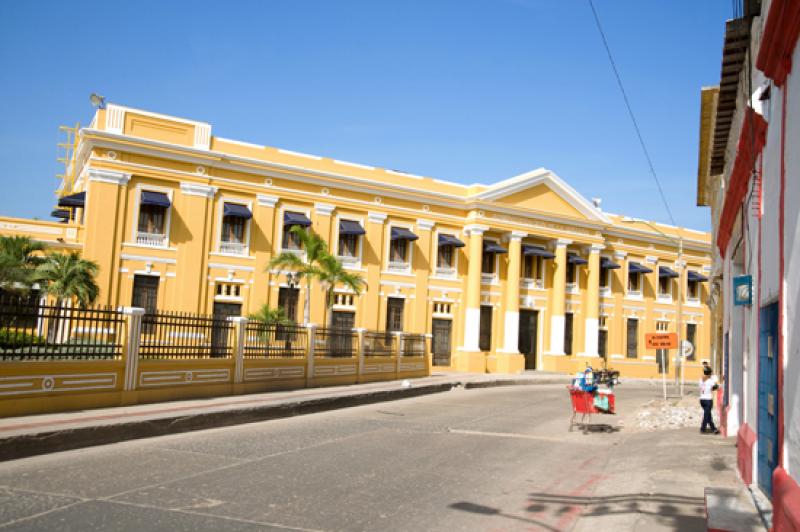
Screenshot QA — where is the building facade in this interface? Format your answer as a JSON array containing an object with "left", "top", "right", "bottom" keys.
[
  {"left": 1, "top": 103, "right": 712, "bottom": 379},
  {"left": 696, "top": 0, "right": 800, "bottom": 525}
]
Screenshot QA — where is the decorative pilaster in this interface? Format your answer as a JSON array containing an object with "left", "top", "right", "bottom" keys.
[
  {"left": 363, "top": 212, "right": 387, "bottom": 330},
  {"left": 583, "top": 243, "right": 604, "bottom": 357},
  {"left": 461, "top": 224, "right": 487, "bottom": 352},
  {"left": 549, "top": 238, "right": 572, "bottom": 355},
  {"left": 501, "top": 231, "right": 525, "bottom": 353}
]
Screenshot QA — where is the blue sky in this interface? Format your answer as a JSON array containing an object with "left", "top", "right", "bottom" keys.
[{"left": 0, "top": 0, "right": 731, "bottom": 231}]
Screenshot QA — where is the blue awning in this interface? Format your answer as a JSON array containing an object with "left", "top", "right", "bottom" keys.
[
  {"left": 339, "top": 219, "right": 366, "bottom": 236},
  {"left": 483, "top": 241, "right": 507, "bottom": 254},
  {"left": 58, "top": 191, "right": 85, "bottom": 208},
  {"left": 438, "top": 234, "right": 465, "bottom": 248},
  {"left": 141, "top": 191, "right": 171, "bottom": 208},
  {"left": 223, "top": 203, "right": 252, "bottom": 219},
  {"left": 659, "top": 266, "right": 679, "bottom": 278},
  {"left": 284, "top": 211, "right": 312, "bottom": 227},
  {"left": 628, "top": 262, "right": 653, "bottom": 274},
  {"left": 391, "top": 227, "right": 419, "bottom": 241},
  {"left": 51, "top": 209, "right": 70, "bottom": 219},
  {"left": 688, "top": 271, "right": 709, "bottom": 282},
  {"left": 568, "top": 254, "right": 588, "bottom": 265},
  {"left": 600, "top": 258, "right": 621, "bottom": 270},
  {"left": 522, "top": 245, "right": 555, "bottom": 259}
]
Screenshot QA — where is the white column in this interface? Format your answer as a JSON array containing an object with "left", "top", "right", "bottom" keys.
[
  {"left": 501, "top": 231, "right": 525, "bottom": 353},
  {"left": 549, "top": 238, "right": 571, "bottom": 355},
  {"left": 461, "top": 224, "right": 486, "bottom": 352},
  {"left": 583, "top": 243, "right": 604, "bottom": 357}
]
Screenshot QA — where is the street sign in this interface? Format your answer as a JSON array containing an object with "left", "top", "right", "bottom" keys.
[
  {"left": 733, "top": 275, "right": 752, "bottom": 306},
  {"left": 645, "top": 332, "right": 678, "bottom": 349},
  {"left": 681, "top": 340, "right": 694, "bottom": 357}
]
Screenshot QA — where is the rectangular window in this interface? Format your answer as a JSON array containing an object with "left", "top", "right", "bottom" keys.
[
  {"left": 523, "top": 255, "right": 543, "bottom": 280},
  {"left": 598, "top": 329, "right": 607, "bottom": 358},
  {"left": 132, "top": 275, "right": 159, "bottom": 334},
  {"left": 221, "top": 216, "right": 245, "bottom": 243},
  {"left": 656, "top": 321, "right": 669, "bottom": 332},
  {"left": 338, "top": 233, "right": 358, "bottom": 258},
  {"left": 137, "top": 204, "right": 166, "bottom": 235},
  {"left": 564, "top": 312, "right": 574, "bottom": 355},
  {"left": 628, "top": 272, "right": 641, "bottom": 292},
  {"left": 566, "top": 261, "right": 576, "bottom": 284},
  {"left": 437, "top": 244, "right": 454, "bottom": 269},
  {"left": 479, "top": 305, "right": 492, "bottom": 351},
  {"left": 389, "top": 238, "right": 408, "bottom": 264},
  {"left": 282, "top": 213, "right": 305, "bottom": 250},
  {"left": 658, "top": 276, "right": 671, "bottom": 296},
  {"left": 386, "top": 298, "right": 404, "bottom": 332},
  {"left": 600, "top": 268, "right": 610, "bottom": 289},
  {"left": 482, "top": 252, "right": 495, "bottom": 275},
  {"left": 686, "top": 323, "right": 697, "bottom": 361},
  {"left": 688, "top": 279, "right": 699, "bottom": 300},
  {"left": 626, "top": 318, "right": 639, "bottom": 358}
]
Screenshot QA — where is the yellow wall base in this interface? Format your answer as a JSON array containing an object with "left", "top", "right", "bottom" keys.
[
  {"left": 488, "top": 353, "right": 526, "bottom": 374},
  {"left": 453, "top": 351, "right": 487, "bottom": 373}
]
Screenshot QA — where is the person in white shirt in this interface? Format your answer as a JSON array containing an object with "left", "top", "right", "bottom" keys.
[{"left": 699, "top": 367, "right": 720, "bottom": 434}]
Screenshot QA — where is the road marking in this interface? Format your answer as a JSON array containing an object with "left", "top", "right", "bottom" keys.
[{"left": 446, "top": 428, "right": 605, "bottom": 444}]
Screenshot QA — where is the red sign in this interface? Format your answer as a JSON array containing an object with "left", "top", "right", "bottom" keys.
[{"left": 645, "top": 333, "right": 678, "bottom": 349}]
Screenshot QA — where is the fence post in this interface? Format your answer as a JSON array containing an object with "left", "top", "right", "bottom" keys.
[
  {"left": 395, "top": 332, "right": 404, "bottom": 378},
  {"left": 356, "top": 328, "right": 366, "bottom": 382},
  {"left": 230, "top": 316, "right": 248, "bottom": 385},
  {"left": 306, "top": 324, "right": 317, "bottom": 388},
  {"left": 122, "top": 307, "right": 145, "bottom": 392}
]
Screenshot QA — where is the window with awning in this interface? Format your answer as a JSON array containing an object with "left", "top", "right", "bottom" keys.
[
  {"left": 438, "top": 234, "right": 465, "bottom": 248},
  {"left": 51, "top": 209, "right": 70, "bottom": 220},
  {"left": 522, "top": 245, "right": 555, "bottom": 259},
  {"left": 338, "top": 220, "right": 365, "bottom": 258},
  {"left": 283, "top": 211, "right": 311, "bottom": 250},
  {"left": 628, "top": 262, "right": 653, "bottom": 274},
  {"left": 688, "top": 271, "right": 708, "bottom": 282},
  {"left": 284, "top": 211, "right": 312, "bottom": 227},
  {"left": 437, "top": 234, "right": 463, "bottom": 270},
  {"left": 137, "top": 191, "right": 170, "bottom": 237},
  {"left": 687, "top": 271, "right": 708, "bottom": 300},
  {"left": 221, "top": 203, "right": 250, "bottom": 245},
  {"left": 58, "top": 191, "right": 85, "bottom": 208},
  {"left": 600, "top": 258, "right": 620, "bottom": 270},
  {"left": 390, "top": 227, "right": 418, "bottom": 241},
  {"left": 627, "top": 262, "right": 651, "bottom": 293},
  {"left": 141, "top": 191, "right": 171, "bottom": 208},
  {"left": 658, "top": 266, "right": 679, "bottom": 278},
  {"left": 223, "top": 202, "right": 252, "bottom": 219},
  {"left": 389, "top": 226, "right": 417, "bottom": 265},
  {"left": 482, "top": 241, "right": 506, "bottom": 275}
]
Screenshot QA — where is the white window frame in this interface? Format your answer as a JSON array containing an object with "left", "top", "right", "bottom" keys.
[
  {"left": 626, "top": 260, "right": 643, "bottom": 299},
  {"left": 481, "top": 237, "right": 501, "bottom": 285},
  {"left": 434, "top": 229, "right": 460, "bottom": 279},
  {"left": 657, "top": 268, "right": 673, "bottom": 302},
  {"left": 686, "top": 277, "right": 701, "bottom": 305},
  {"left": 385, "top": 221, "right": 414, "bottom": 274},
  {"left": 335, "top": 214, "right": 365, "bottom": 270},
  {"left": 131, "top": 184, "right": 173, "bottom": 249},
  {"left": 279, "top": 205, "right": 312, "bottom": 259},
  {"left": 215, "top": 195, "right": 253, "bottom": 257}
]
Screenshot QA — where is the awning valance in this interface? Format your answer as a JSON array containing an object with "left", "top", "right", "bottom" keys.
[
  {"left": 483, "top": 241, "right": 507, "bottom": 254},
  {"left": 522, "top": 245, "right": 555, "bottom": 259},
  {"left": 51, "top": 209, "right": 70, "bottom": 219},
  {"left": 58, "top": 191, "right": 85, "bottom": 208},
  {"left": 223, "top": 203, "right": 252, "bottom": 219},
  {"left": 568, "top": 254, "right": 588, "bottom": 265},
  {"left": 141, "top": 191, "right": 171, "bottom": 208},
  {"left": 628, "top": 262, "right": 653, "bottom": 274},
  {"left": 284, "top": 211, "right": 312, "bottom": 227},
  {"left": 438, "top": 234, "right": 465, "bottom": 248},
  {"left": 339, "top": 220, "right": 366, "bottom": 236},
  {"left": 390, "top": 227, "right": 419, "bottom": 241},
  {"left": 600, "top": 258, "right": 621, "bottom": 270},
  {"left": 659, "top": 266, "right": 679, "bottom": 279},
  {"left": 688, "top": 271, "right": 709, "bottom": 282}
]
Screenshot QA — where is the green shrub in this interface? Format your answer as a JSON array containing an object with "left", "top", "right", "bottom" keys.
[{"left": 0, "top": 329, "right": 44, "bottom": 349}]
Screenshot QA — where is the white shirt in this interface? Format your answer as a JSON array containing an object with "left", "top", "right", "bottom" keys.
[{"left": 699, "top": 376, "right": 717, "bottom": 400}]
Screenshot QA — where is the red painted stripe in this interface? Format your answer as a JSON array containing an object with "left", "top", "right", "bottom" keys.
[{"left": 756, "top": 0, "right": 800, "bottom": 86}]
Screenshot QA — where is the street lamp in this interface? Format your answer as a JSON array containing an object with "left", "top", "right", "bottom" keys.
[{"left": 621, "top": 217, "right": 686, "bottom": 397}]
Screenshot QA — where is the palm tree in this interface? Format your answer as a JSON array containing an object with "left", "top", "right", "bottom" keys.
[
  {"left": 317, "top": 254, "right": 366, "bottom": 328},
  {"left": 248, "top": 304, "right": 291, "bottom": 326},
  {"left": 34, "top": 253, "right": 100, "bottom": 342},
  {"left": 268, "top": 226, "right": 329, "bottom": 325},
  {"left": 0, "top": 236, "right": 45, "bottom": 294}
]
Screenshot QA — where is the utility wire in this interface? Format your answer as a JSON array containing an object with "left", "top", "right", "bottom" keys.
[{"left": 587, "top": 0, "right": 677, "bottom": 227}]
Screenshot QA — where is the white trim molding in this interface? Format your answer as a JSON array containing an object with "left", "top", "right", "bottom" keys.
[
  {"left": 368, "top": 211, "right": 387, "bottom": 224},
  {"left": 257, "top": 194, "right": 278, "bottom": 208},
  {"left": 88, "top": 168, "right": 131, "bottom": 186},
  {"left": 180, "top": 182, "right": 217, "bottom": 199},
  {"left": 315, "top": 202, "right": 335, "bottom": 216}
]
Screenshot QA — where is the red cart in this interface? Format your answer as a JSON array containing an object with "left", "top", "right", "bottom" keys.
[{"left": 568, "top": 386, "right": 616, "bottom": 432}]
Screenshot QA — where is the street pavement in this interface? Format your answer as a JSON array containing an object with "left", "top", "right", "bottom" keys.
[{"left": 0, "top": 382, "right": 760, "bottom": 531}]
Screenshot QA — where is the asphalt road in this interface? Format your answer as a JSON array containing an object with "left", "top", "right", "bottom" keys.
[{"left": 0, "top": 382, "right": 747, "bottom": 531}]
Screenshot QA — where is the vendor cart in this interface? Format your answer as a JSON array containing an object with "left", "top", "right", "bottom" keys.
[{"left": 568, "top": 386, "right": 616, "bottom": 432}]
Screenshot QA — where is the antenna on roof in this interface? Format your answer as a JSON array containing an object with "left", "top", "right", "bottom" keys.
[
  {"left": 591, "top": 197, "right": 602, "bottom": 210},
  {"left": 89, "top": 93, "right": 106, "bottom": 109}
]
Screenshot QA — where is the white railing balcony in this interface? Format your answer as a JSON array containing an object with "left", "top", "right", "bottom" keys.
[
  {"left": 657, "top": 293, "right": 673, "bottom": 303},
  {"left": 219, "top": 241, "right": 247, "bottom": 255},
  {"left": 388, "top": 261, "right": 410, "bottom": 273},
  {"left": 136, "top": 232, "right": 167, "bottom": 247},
  {"left": 435, "top": 266, "right": 456, "bottom": 278}
]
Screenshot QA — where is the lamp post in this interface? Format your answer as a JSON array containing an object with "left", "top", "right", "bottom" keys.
[{"left": 621, "top": 217, "right": 686, "bottom": 397}]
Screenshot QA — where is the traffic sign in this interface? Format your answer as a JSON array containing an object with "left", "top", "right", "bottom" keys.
[
  {"left": 681, "top": 340, "right": 694, "bottom": 357},
  {"left": 645, "top": 332, "right": 678, "bottom": 349}
]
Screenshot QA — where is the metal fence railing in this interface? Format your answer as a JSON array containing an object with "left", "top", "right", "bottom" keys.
[
  {"left": 139, "top": 310, "right": 234, "bottom": 359},
  {"left": 0, "top": 295, "right": 124, "bottom": 360},
  {"left": 314, "top": 327, "right": 358, "bottom": 358},
  {"left": 363, "top": 331, "right": 396, "bottom": 357},
  {"left": 244, "top": 322, "right": 307, "bottom": 359},
  {"left": 402, "top": 334, "right": 426, "bottom": 357}
]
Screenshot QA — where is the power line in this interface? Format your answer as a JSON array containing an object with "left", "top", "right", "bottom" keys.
[{"left": 587, "top": 0, "right": 677, "bottom": 227}]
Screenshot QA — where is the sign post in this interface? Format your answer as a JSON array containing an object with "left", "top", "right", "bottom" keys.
[{"left": 646, "top": 333, "right": 678, "bottom": 402}]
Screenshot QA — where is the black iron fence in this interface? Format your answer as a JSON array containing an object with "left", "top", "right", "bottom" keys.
[
  {"left": 244, "top": 322, "right": 307, "bottom": 359},
  {"left": 402, "top": 334, "right": 426, "bottom": 357},
  {"left": 363, "top": 331, "right": 396, "bottom": 357},
  {"left": 139, "top": 310, "right": 234, "bottom": 359},
  {"left": 0, "top": 295, "right": 124, "bottom": 360},
  {"left": 314, "top": 327, "right": 358, "bottom": 358}
]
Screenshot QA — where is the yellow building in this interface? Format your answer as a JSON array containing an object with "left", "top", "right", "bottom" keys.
[{"left": 1, "top": 103, "right": 712, "bottom": 379}]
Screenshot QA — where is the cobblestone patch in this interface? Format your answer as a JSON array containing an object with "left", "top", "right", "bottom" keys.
[{"left": 631, "top": 396, "right": 720, "bottom": 432}]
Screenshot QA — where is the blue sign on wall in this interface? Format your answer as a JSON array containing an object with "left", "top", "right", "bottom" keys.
[{"left": 733, "top": 275, "right": 753, "bottom": 306}]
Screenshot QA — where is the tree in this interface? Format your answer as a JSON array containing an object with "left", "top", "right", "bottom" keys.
[
  {"left": 34, "top": 253, "right": 100, "bottom": 342},
  {"left": 317, "top": 254, "right": 366, "bottom": 328},
  {"left": 0, "top": 236, "right": 45, "bottom": 294},
  {"left": 248, "top": 304, "right": 291, "bottom": 326},
  {"left": 268, "top": 226, "right": 328, "bottom": 325}
]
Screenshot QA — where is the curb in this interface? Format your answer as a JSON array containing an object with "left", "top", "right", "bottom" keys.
[{"left": 0, "top": 377, "right": 569, "bottom": 462}]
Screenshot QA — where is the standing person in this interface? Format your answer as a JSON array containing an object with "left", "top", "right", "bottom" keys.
[{"left": 699, "top": 367, "right": 720, "bottom": 434}]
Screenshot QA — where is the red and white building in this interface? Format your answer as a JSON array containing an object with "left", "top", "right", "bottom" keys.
[{"left": 697, "top": 0, "right": 800, "bottom": 527}]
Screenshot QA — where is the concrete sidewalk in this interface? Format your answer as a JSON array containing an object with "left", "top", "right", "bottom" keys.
[{"left": 0, "top": 371, "right": 570, "bottom": 461}]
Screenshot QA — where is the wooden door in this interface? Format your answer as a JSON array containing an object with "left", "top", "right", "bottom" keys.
[
  {"left": 518, "top": 310, "right": 538, "bottom": 370},
  {"left": 432, "top": 318, "right": 452, "bottom": 366}
]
